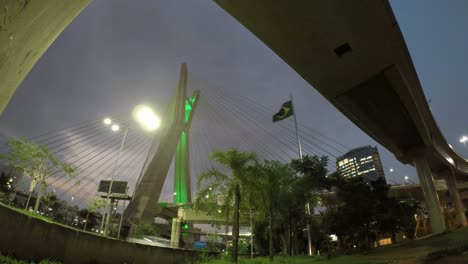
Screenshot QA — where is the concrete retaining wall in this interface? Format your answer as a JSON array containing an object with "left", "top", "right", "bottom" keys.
[{"left": 0, "top": 204, "right": 198, "bottom": 264}]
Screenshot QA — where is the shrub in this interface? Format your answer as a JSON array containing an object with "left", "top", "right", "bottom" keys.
[{"left": 0, "top": 255, "right": 62, "bottom": 264}]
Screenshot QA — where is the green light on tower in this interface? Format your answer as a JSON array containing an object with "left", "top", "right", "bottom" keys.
[{"left": 174, "top": 95, "right": 198, "bottom": 204}]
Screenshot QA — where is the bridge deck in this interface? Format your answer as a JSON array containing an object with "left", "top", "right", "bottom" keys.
[{"left": 214, "top": 0, "right": 468, "bottom": 180}]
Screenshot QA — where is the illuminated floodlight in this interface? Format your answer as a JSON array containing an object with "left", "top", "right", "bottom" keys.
[
  {"left": 111, "top": 124, "right": 120, "bottom": 131},
  {"left": 103, "top": 118, "right": 112, "bottom": 125},
  {"left": 389, "top": 168, "right": 394, "bottom": 172},
  {"left": 133, "top": 105, "right": 160, "bottom": 131},
  {"left": 460, "top": 136, "right": 468, "bottom": 144},
  {"left": 404, "top": 176, "right": 409, "bottom": 184}
]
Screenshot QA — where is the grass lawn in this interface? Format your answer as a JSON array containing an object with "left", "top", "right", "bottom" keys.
[
  {"left": 203, "top": 227, "right": 468, "bottom": 264},
  {"left": 359, "top": 227, "right": 468, "bottom": 263},
  {"left": 202, "top": 255, "right": 387, "bottom": 264},
  {"left": 0, "top": 255, "right": 60, "bottom": 264},
  {"left": 8, "top": 206, "right": 56, "bottom": 223}
]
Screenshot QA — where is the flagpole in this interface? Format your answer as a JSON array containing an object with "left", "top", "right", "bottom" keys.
[
  {"left": 290, "top": 94, "right": 303, "bottom": 159},
  {"left": 290, "top": 93, "right": 313, "bottom": 256}
]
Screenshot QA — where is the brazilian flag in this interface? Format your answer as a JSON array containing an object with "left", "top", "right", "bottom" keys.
[{"left": 273, "top": 101, "right": 294, "bottom": 122}]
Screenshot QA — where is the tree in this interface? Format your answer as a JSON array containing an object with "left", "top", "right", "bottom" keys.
[
  {"left": 0, "top": 138, "right": 76, "bottom": 211},
  {"left": 322, "top": 176, "right": 419, "bottom": 249},
  {"left": 42, "top": 192, "right": 58, "bottom": 216},
  {"left": 134, "top": 223, "right": 157, "bottom": 238},
  {"left": 289, "top": 155, "right": 331, "bottom": 255},
  {"left": 83, "top": 198, "right": 107, "bottom": 231},
  {"left": 290, "top": 155, "right": 331, "bottom": 191},
  {"left": 326, "top": 176, "right": 378, "bottom": 249},
  {"left": 371, "top": 179, "right": 419, "bottom": 242},
  {"left": 254, "top": 160, "right": 293, "bottom": 262},
  {"left": 249, "top": 155, "right": 332, "bottom": 258},
  {"left": 195, "top": 148, "right": 257, "bottom": 264},
  {"left": 0, "top": 172, "right": 11, "bottom": 193}
]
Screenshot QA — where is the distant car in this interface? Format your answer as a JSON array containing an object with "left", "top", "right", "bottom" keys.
[{"left": 193, "top": 241, "right": 207, "bottom": 250}]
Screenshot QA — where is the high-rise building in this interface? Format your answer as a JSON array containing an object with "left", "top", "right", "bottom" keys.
[{"left": 336, "top": 146, "right": 386, "bottom": 183}]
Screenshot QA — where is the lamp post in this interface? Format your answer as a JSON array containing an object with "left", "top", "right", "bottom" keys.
[
  {"left": 249, "top": 208, "right": 254, "bottom": 259},
  {"left": 102, "top": 122, "right": 128, "bottom": 236},
  {"left": 404, "top": 176, "right": 409, "bottom": 184},
  {"left": 460, "top": 136, "right": 468, "bottom": 148},
  {"left": 102, "top": 105, "right": 160, "bottom": 237}
]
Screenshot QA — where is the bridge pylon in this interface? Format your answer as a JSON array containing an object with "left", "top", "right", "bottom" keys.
[
  {"left": 174, "top": 90, "right": 199, "bottom": 204},
  {"left": 123, "top": 63, "right": 199, "bottom": 231}
]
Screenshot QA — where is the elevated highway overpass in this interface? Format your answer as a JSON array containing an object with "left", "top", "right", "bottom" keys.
[{"left": 214, "top": 0, "right": 468, "bottom": 233}]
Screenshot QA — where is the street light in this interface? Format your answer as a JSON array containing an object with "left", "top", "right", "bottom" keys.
[
  {"left": 404, "top": 176, "right": 409, "bottom": 184},
  {"left": 132, "top": 104, "right": 161, "bottom": 131},
  {"left": 104, "top": 115, "right": 127, "bottom": 237},
  {"left": 102, "top": 105, "right": 160, "bottom": 237},
  {"left": 388, "top": 168, "right": 396, "bottom": 184},
  {"left": 459, "top": 136, "right": 468, "bottom": 148}
]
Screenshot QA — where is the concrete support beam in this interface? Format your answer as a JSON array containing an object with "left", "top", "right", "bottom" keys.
[
  {"left": 170, "top": 218, "right": 181, "bottom": 248},
  {"left": 447, "top": 171, "right": 467, "bottom": 227},
  {"left": 179, "top": 207, "right": 223, "bottom": 223},
  {"left": 414, "top": 157, "right": 446, "bottom": 234},
  {"left": 0, "top": 0, "right": 90, "bottom": 115}
]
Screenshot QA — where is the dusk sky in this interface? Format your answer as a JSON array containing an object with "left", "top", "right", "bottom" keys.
[{"left": 0, "top": 1, "right": 467, "bottom": 203}]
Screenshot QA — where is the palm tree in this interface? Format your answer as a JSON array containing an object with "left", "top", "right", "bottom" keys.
[
  {"left": 195, "top": 148, "right": 257, "bottom": 264},
  {"left": 255, "top": 160, "right": 293, "bottom": 262}
]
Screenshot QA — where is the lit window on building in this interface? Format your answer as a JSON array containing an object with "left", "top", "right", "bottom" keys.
[{"left": 336, "top": 146, "right": 386, "bottom": 183}]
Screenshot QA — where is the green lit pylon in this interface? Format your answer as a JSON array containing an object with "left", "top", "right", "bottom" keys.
[{"left": 174, "top": 92, "right": 199, "bottom": 204}]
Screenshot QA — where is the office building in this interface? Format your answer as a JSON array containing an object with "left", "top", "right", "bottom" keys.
[{"left": 336, "top": 146, "right": 386, "bottom": 183}]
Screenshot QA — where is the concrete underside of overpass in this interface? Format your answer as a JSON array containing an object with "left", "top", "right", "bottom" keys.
[
  {"left": 213, "top": 0, "right": 468, "bottom": 177},
  {"left": 0, "top": 0, "right": 90, "bottom": 115},
  {"left": 214, "top": 0, "right": 468, "bottom": 232}
]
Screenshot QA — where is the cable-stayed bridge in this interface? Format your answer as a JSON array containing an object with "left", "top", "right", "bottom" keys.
[
  {"left": 2, "top": 66, "right": 412, "bottom": 213},
  {"left": 4, "top": 0, "right": 466, "bottom": 237},
  {"left": 1, "top": 2, "right": 467, "bottom": 262}
]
